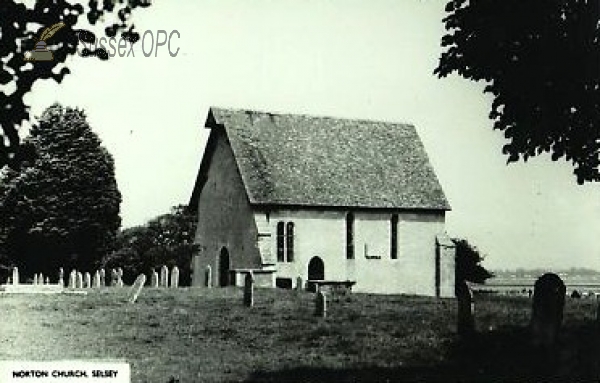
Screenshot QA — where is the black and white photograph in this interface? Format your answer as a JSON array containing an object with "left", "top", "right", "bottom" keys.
[{"left": 1, "top": 1, "right": 600, "bottom": 382}]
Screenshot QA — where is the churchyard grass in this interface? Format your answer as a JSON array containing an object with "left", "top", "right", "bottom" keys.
[{"left": 0, "top": 288, "right": 598, "bottom": 382}]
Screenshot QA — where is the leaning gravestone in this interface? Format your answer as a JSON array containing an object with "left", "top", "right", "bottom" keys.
[
  {"left": 243, "top": 272, "right": 254, "bottom": 307},
  {"left": 456, "top": 281, "right": 475, "bottom": 336},
  {"left": 170, "top": 266, "right": 179, "bottom": 288},
  {"left": 12, "top": 267, "right": 19, "bottom": 285},
  {"left": 160, "top": 265, "right": 169, "bottom": 287},
  {"left": 315, "top": 290, "right": 327, "bottom": 318},
  {"left": 205, "top": 265, "right": 212, "bottom": 288},
  {"left": 151, "top": 270, "right": 159, "bottom": 288},
  {"left": 531, "top": 273, "right": 566, "bottom": 348},
  {"left": 128, "top": 274, "right": 147, "bottom": 303}
]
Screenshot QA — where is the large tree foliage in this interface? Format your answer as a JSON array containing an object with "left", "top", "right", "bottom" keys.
[
  {"left": 103, "top": 205, "right": 198, "bottom": 285},
  {"left": 1, "top": 0, "right": 151, "bottom": 168},
  {"left": 453, "top": 237, "right": 494, "bottom": 287},
  {"left": 437, "top": 1, "right": 600, "bottom": 183},
  {"left": 0, "top": 104, "right": 121, "bottom": 277}
]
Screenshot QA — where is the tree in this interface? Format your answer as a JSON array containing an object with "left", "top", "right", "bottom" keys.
[
  {"left": 437, "top": 1, "right": 600, "bottom": 183},
  {"left": 0, "top": 104, "right": 121, "bottom": 277},
  {"left": 103, "top": 205, "right": 198, "bottom": 285},
  {"left": 0, "top": 0, "right": 152, "bottom": 169},
  {"left": 453, "top": 238, "right": 494, "bottom": 287}
]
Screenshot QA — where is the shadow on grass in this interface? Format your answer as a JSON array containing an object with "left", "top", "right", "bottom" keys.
[{"left": 246, "top": 323, "right": 600, "bottom": 382}]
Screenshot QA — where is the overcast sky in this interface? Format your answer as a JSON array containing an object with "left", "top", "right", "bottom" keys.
[{"left": 25, "top": 0, "right": 600, "bottom": 271}]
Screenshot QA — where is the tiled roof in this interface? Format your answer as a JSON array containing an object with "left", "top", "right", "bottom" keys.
[{"left": 205, "top": 107, "right": 450, "bottom": 210}]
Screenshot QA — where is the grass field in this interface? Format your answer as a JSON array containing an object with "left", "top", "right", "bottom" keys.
[{"left": 1, "top": 287, "right": 599, "bottom": 382}]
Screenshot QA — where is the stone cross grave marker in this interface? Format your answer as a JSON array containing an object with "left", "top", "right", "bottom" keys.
[
  {"left": 151, "top": 270, "right": 159, "bottom": 288},
  {"left": 128, "top": 274, "right": 147, "bottom": 303},
  {"left": 531, "top": 273, "right": 566, "bottom": 348},
  {"left": 315, "top": 290, "right": 327, "bottom": 318},
  {"left": 456, "top": 281, "right": 475, "bottom": 336},
  {"left": 160, "top": 265, "right": 169, "bottom": 287},
  {"left": 243, "top": 272, "right": 254, "bottom": 307}
]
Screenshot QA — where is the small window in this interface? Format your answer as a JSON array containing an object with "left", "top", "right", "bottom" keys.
[
  {"left": 391, "top": 214, "right": 398, "bottom": 259},
  {"left": 286, "top": 222, "right": 295, "bottom": 262},
  {"left": 276, "top": 222, "right": 285, "bottom": 262},
  {"left": 346, "top": 212, "right": 354, "bottom": 260}
]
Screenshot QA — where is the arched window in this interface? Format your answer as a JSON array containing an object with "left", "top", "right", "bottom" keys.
[
  {"left": 346, "top": 212, "right": 354, "bottom": 259},
  {"left": 276, "top": 222, "right": 285, "bottom": 262},
  {"left": 286, "top": 222, "right": 295, "bottom": 262},
  {"left": 391, "top": 214, "right": 398, "bottom": 259}
]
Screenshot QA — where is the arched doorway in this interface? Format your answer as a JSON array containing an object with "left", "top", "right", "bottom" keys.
[
  {"left": 308, "top": 256, "right": 325, "bottom": 281},
  {"left": 218, "top": 248, "right": 230, "bottom": 287}
]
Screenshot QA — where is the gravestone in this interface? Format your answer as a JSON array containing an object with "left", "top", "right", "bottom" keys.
[
  {"left": 76, "top": 272, "right": 83, "bottom": 289},
  {"left": 151, "top": 270, "right": 159, "bottom": 288},
  {"left": 243, "top": 272, "right": 254, "bottom": 307},
  {"left": 315, "top": 290, "right": 327, "bottom": 318},
  {"left": 160, "top": 265, "right": 169, "bottom": 287},
  {"left": 205, "top": 265, "right": 212, "bottom": 288},
  {"left": 39, "top": 273, "right": 44, "bottom": 284},
  {"left": 12, "top": 267, "right": 19, "bottom": 285},
  {"left": 58, "top": 268, "right": 64, "bottom": 287},
  {"left": 33, "top": 274, "right": 38, "bottom": 285},
  {"left": 170, "top": 266, "right": 179, "bottom": 288},
  {"left": 456, "top": 281, "right": 475, "bottom": 336},
  {"left": 99, "top": 268, "right": 106, "bottom": 287},
  {"left": 6, "top": 277, "right": 11, "bottom": 284},
  {"left": 93, "top": 270, "right": 101, "bottom": 288},
  {"left": 296, "top": 276, "right": 303, "bottom": 291},
  {"left": 84, "top": 272, "right": 91, "bottom": 288},
  {"left": 128, "top": 274, "right": 147, "bottom": 303},
  {"left": 69, "top": 270, "right": 76, "bottom": 288},
  {"left": 45, "top": 277, "right": 49, "bottom": 284},
  {"left": 110, "top": 269, "right": 118, "bottom": 287},
  {"left": 116, "top": 268, "right": 124, "bottom": 287},
  {"left": 531, "top": 273, "right": 566, "bottom": 348}
]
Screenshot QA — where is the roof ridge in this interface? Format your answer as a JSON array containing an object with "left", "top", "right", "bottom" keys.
[{"left": 209, "top": 106, "right": 415, "bottom": 127}]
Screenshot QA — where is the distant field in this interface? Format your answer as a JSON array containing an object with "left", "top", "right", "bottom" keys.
[{"left": 0, "top": 288, "right": 599, "bottom": 382}]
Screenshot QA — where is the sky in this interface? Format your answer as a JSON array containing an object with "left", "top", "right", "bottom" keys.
[{"left": 24, "top": 0, "right": 600, "bottom": 271}]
